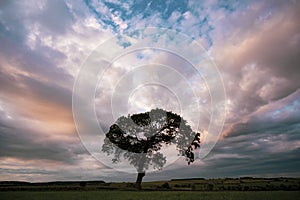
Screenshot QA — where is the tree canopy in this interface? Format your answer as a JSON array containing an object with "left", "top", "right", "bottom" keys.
[{"left": 102, "top": 108, "right": 201, "bottom": 173}]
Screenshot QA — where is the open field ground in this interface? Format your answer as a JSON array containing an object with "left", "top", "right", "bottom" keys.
[
  {"left": 1, "top": 178, "right": 299, "bottom": 199},
  {"left": 0, "top": 191, "right": 299, "bottom": 200}
]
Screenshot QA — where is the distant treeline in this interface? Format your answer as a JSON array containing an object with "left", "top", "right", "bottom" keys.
[
  {"left": 0, "top": 180, "right": 105, "bottom": 186},
  {"left": 171, "top": 178, "right": 205, "bottom": 181},
  {"left": 171, "top": 177, "right": 300, "bottom": 181},
  {"left": 169, "top": 177, "right": 300, "bottom": 191},
  {"left": 0, "top": 180, "right": 108, "bottom": 191}
]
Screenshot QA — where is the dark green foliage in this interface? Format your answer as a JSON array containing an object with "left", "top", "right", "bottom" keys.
[
  {"left": 161, "top": 183, "right": 171, "bottom": 189},
  {"left": 207, "top": 184, "right": 214, "bottom": 190},
  {"left": 79, "top": 182, "right": 86, "bottom": 187}
]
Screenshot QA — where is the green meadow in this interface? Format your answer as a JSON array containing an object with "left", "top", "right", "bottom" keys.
[{"left": 1, "top": 191, "right": 299, "bottom": 200}]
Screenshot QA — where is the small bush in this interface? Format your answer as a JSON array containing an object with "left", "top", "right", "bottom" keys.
[
  {"left": 79, "top": 182, "right": 86, "bottom": 187},
  {"left": 207, "top": 184, "right": 214, "bottom": 191},
  {"left": 161, "top": 183, "right": 171, "bottom": 189}
]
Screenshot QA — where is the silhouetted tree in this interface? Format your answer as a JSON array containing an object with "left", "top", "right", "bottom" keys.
[{"left": 102, "top": 108, "right": 200, "bottom": 190}]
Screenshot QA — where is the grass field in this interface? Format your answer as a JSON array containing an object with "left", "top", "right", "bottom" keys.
[
  {"left": 1, "top": 178, "right": 299, "bottom": 200},
  {"left": 0, "top": 191, "right": 299, "bottom": 200}
]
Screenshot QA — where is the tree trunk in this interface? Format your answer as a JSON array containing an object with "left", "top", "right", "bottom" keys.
[{"left": 135, "top": 172, "right": 145, "bottom": 190}]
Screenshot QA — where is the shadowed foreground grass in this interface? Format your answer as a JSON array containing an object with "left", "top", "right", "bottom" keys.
[{"left": 0, "top": 191, "right": 299, "bottom": 200}]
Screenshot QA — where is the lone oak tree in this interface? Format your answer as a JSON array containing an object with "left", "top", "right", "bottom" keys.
[{"left": 102, "top": 108, "right": 200, "bottom": 190}]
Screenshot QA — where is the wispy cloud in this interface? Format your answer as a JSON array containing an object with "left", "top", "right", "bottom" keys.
[{"left": 0, "top": 0, "right": 299, "bottom": 181}]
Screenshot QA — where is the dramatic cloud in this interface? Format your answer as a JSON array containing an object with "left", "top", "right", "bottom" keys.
[{"left": 0, "top": 0, "right": 299, "bottom": 182}]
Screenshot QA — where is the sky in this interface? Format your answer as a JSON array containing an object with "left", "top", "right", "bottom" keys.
[{"left": 0, "top": 0, "right": 300, "bottom": 182}]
